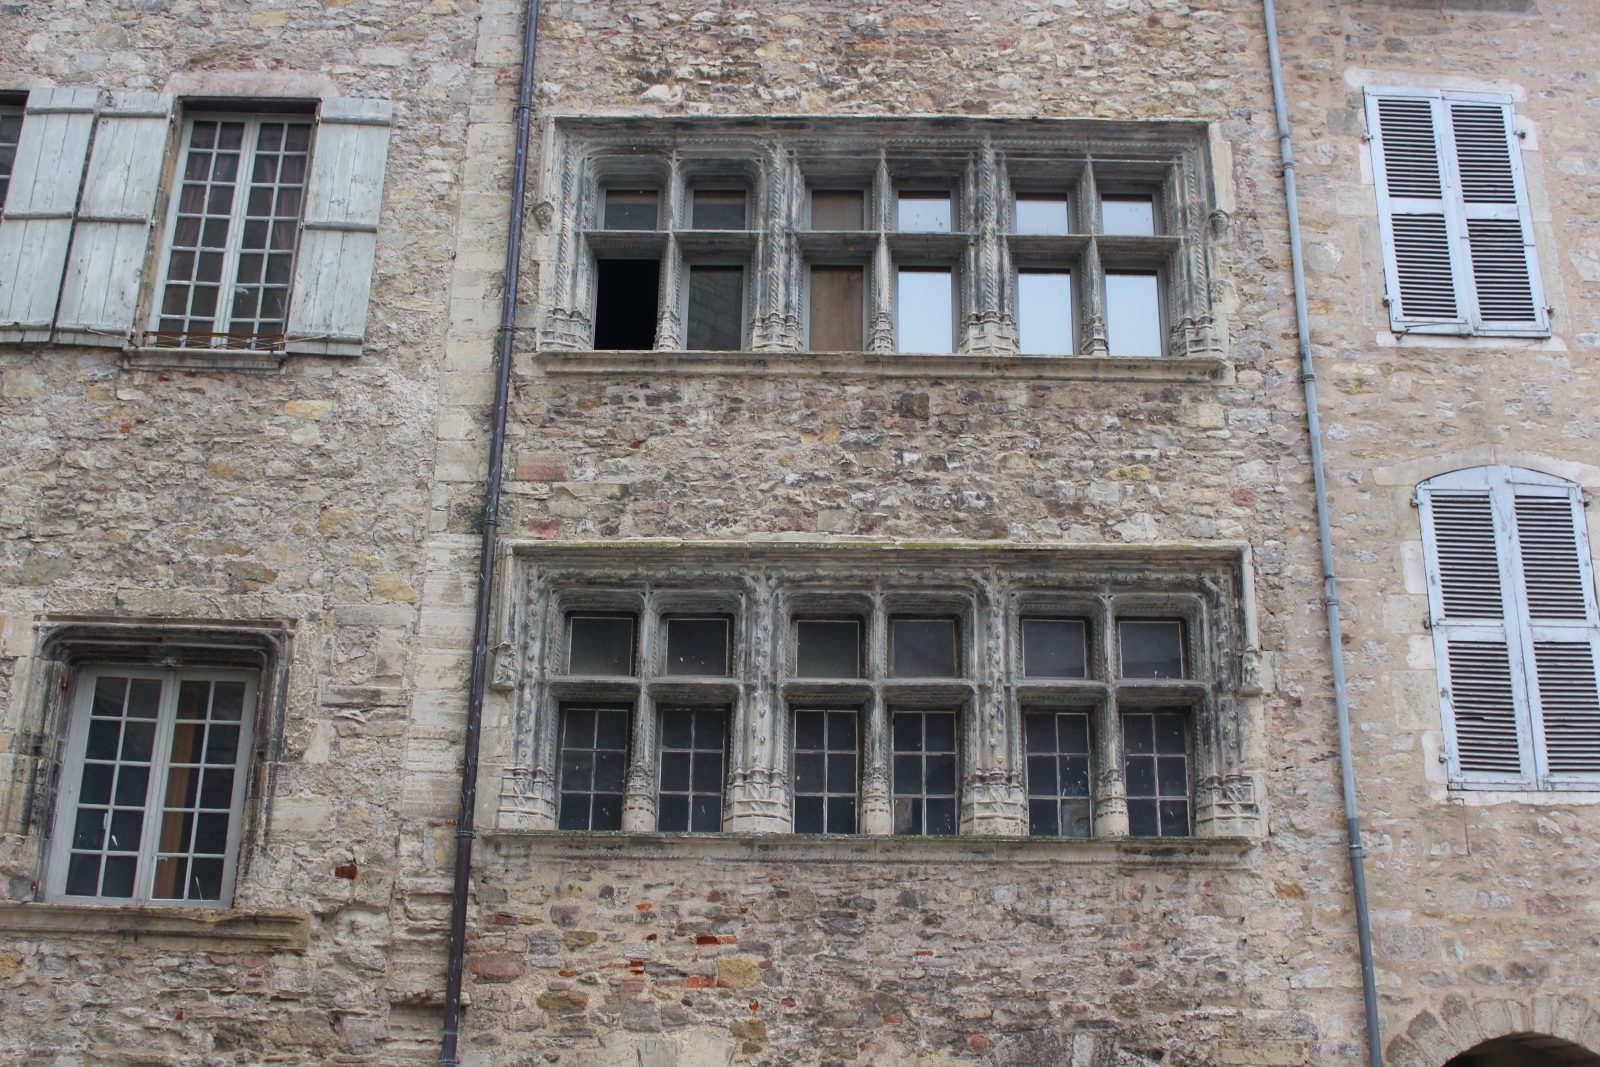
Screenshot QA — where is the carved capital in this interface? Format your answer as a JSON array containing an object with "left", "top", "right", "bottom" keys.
[
  {"left": 541, "top": 307, "right": 592, "bottom": 351},
  {"left": 497, "top": 766, "right": 557, "bottom": 830},
  {"left": 961, "top": 768, "right": 1026, "bottom": 835},
  {"left": 1194, "top": 773, "right": 1260, "bottom": 837}
]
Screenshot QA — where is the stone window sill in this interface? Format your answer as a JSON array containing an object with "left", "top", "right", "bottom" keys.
[
  {"left": 121, "top": 346, "right": 290, "bottom": 373},
  {"left": 0, "top": 901, "right": 310, "bottom": 950},
  {"left": 534, "top": 349, "right": 1228, "bottom": 383},
  {"left": 485, "top": 830, "right": 1256, "bottom": 868}
]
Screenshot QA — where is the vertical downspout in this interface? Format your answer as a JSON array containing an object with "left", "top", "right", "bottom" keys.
[
  {"left": 439, "top": 0, "right": 541, "bottom": 1062},
  {"left": 1260, "top": 2, "right": 1384, "bottom": 1064}
]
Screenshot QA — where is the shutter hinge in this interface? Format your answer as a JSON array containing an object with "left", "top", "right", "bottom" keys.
[
  {"left": 1422, "top": 616, "right": 1432, "bottom": 630},
  {"left": 1410, "top": 493, "right": 1420, "bottom": 508},
  {"left": 1517, "top": 129, "right": 1527, "bottom": 139}
]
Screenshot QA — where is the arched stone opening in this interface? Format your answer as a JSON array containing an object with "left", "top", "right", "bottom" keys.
[{"left": 1443, "top": 1034, "right": 1600, "bottom": 1067}]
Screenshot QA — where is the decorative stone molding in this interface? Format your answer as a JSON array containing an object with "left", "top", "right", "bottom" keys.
[{"left": 0, "top": 902, "right": 310, "bottom": 951}]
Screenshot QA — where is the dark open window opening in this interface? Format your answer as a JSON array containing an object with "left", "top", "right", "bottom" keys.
[{"left": 593, "top": 259, "right": 660, "bottom": 350}]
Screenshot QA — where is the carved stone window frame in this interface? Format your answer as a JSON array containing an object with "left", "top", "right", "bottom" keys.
[
  {"left": 494, "top": 543, "right": 1262, "bottom": 842},
  {"left": 534, "top": 116, "right": 1222, "bottom": 361}
]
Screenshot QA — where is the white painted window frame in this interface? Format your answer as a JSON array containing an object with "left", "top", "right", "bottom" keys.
[
  {"left": 45, "top": 665, "right": 259, "bottom": 907},
  {"left": 1365, "top": 86, "right": 1548, "bottom": 337},
  {"left": 1419, "top": 465, "right": 1600, "bottom": 790}
]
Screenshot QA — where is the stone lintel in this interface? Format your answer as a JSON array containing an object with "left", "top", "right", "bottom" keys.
[{"left": 0, "top": 902, "right": 311, "bottom": 951}]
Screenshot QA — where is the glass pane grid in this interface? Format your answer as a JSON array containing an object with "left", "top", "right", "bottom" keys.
[
  {"left": 892, "top": 711, "right": 958, "bottom": 836},
  {"left": 1123, "top": 711, "right": 1190, "bottom": 837},
  {"left": 154, "top": 117, "right": 310, "bottom": 351},
  {"left": 0, "top": 108, "right": 22, "bottom": 207},
  {"left": 656, "top": 707, "right": 727, "bottom": 833},
  {"left": 1024, "top": 711, "right": 1092, "bottom": 837},
  {"left": 153, "top": 679, "right": 245, "bottom": 901},
  {"left": 557, "top": 707, "right": 630, "bottom": 831},
  {"left": 64, "top": 676, "right": 159, "bottom": 899},
  {"left": 792, "top": 710, "right": 858, "bottom": 834}
]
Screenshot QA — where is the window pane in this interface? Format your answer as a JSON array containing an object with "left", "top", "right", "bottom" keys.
[
  {"left": 796, "top": 619, "right": 861, "bottom": 678},
  {"left": 792, "top": 709, "right": 858, "bottom": 834},
  {"left": 897, "top": 192, "right": 951, "bottom": 232},
  {"left": 895, "top": 269, "right": 953, "bottom": 353},
  {"left": 1119, "top": 620, "right": 1185, "bottom": 678},
  {"left": 665, "top": 617, "right": 730, "bottom": 676},
  {"left": 890, "top": 617, "right": 958, "bottom": 677},
  {"left": 604, "top": 189, "right": 658, "bottom": 230},
  {"left": 1022, "top": 618, "right": 1087, "bottom": 678},
  {"left": 1123, "top": 712, "right": 1189, "bottom": 838},
  {"left": 557, "top": 705, "right": 630, "bottom": 831},
  {"left": 593, "top": 259, "right": 661, "bottom": 350},
  {"left": 1105, "top": 272, "right": 1163, "bottom": 356},
  {"left": 891, "top": 711, "right": 958, "bottom": 836},
  {"left": 1101, "top": 194, "right": 1157, "bottom": 236},
  {"left": 811, "top": 189, "right": 865, "bottom": 230},
  {"left": 1024, "top": 711, "right": 1092, "bottom": 838},
  {"left": 1015, "top": 194, "right": 1070, "bottom": 235},
  {"left": 692, "top": 189, "right": 745, "bottom": 229},
  {"left": 567, "top": 615, "right": 635, "bottom": 675},
  {"left": 808, "top": 267, "right": 864, "bottom": 351},
  {"left": 686, "top": 266, "right": 745, "bottom": 351},
  {"left": 1017, "top": 272, "right": 1074, "bottom": 355},
  {"left": 657, "top": 707, "right": 726, "bottom": 834}
]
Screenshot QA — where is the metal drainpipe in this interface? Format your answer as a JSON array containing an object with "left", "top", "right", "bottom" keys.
[
  {"left": 1260, "top": 1, "right": 1384, "bottom": 1063},
  {"left": 439, "top": 0, "right": 541, "bottom": 1062}
]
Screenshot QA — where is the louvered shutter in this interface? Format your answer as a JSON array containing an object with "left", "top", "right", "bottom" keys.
[
  {"left": 0, "top": 87, "right": 99, "bottom": 343},
  {"left": 1420, "top": 467, "right": 1600, "bottom": 789},
  {"left": 1508, "top": 479, "right": 1600, "bottom": 783},
  {"left": 284, "top": 97, "right": 392, "bottom": 357},
  {"left": 1366, "top": 89, "right": 1547, "bottom": 337},
  {"left": 1419, "top": 483, "right": 1533, "bottom": 786},
  {"left": 56, "top": 92, "right": 174, "bottom": 347}
]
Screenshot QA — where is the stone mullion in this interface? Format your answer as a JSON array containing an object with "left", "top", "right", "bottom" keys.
[
  {"left": 728, "top": 573, "right": 788, "bottom": 832},
  {"left": 503, "top": 573, "right": 559, "bottom": 829},
  {"left": 1191, "top": 690, "right": 1222, "bottom": 837},
  {"left": 1080, "top": 162, "right": 1109, "bottom": 357},
  {"left": 1093, "top": 596, "right": 1129, "bottom": 836},
  {"left": 541, "top": 149, "right": 592, "bottom": 350},
  {"left": 751, "top": 146, "right": 802, "bottom": 353},
  {"left": 622, "top": 591, "right": 659, "bottom": 831},
  {"left": 962, "top": 145, "right": 1016, "bottom": 356},
  {"left": 860, "top": 592, "right": 892, "bottom": 834},
  {"left": 655, "top": 155, "right": 685, "bottom": 351},
  {"left": 1177, "top": 150, "right": 1219, "bottom": 359},
  {"left": 963, "top": 574, "right": 1026, "bottom": 835},
  {"left": 868, "top": 156, "right": 895, "bottom": 353}
]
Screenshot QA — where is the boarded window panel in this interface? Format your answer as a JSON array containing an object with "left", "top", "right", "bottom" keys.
[
  {"left": 1391, "top": 214, "right": 1458, "bottom": 321},
  {"left": 1513, "top": 496, "right": 1588, "bottom": 620},
  {"left": 1428, "top": 492, "right": 1504, "bottom": 620},
  {"left": 1532, "top": 643, "right": 1600, "bottom": 774},
  {"left": 808, "top": 266, "right": 864, "bottom": 351},
  {"left": 1445, "top": 639, "right": 1524, "bottom": 776},
  {"left": 811, "top": 190, "right": 865, "bottom": 231}
]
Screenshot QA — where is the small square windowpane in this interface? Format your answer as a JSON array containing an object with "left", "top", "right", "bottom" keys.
[
  {"left": 567, "top": 615, "right": 636, "bottom": 676},
  {"left": 897, "top": 192, "right": 952, "bottom": 232},
  {"left": 603, "top": 189, "right": 658, "bottom": 230},
  {"left": 692, "top": 189, "right": 746, "bottom": 230},
  {"left": 1118, "top": 619, "right": 1186, "bottom": 679},
  {"left": 1101, "top": 194, "right": 1157, "bottom": 236},
  {"left": 796, "top": 619, "right": 861, "bottom": 678},
  {"left": 811, "top": 189, "right": 865, "bottom": 230},
  {"left": 1022, "top": 618, "right": 1087, "bottom": 678},
  {"left": 1015, "top": 194, "right": 1070, "bottom": 235},
  {"left": 890, "top": 617, "right": 959, "bottom": 678},
  {"left": 665, "top": 617, "right": 731, "bottom": 676}
]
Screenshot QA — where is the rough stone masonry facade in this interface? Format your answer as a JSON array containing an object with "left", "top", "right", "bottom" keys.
[{"left": 0, "top": 2, "right": 1594, "bottom": 1067}]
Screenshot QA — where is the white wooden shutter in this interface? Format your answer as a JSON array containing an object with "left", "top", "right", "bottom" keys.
[
  {"left": 0, "top": 87, "right": 99, "bottom": 342},
  {"left": 284, "top": 97, "right": 392, "bottom": 357},
  {"left": 1366, "top": 89, "right": 1547, "bottom": 337},
  {"left": 1419, "top": 481, "right": 1532, "bottom": 786},
  {"left": 1508, "top": 480, "right": 1600, "bottom": 783},
  {"left": 56, "top": 92, "right": 174, "bottom": 347},
  {"left": 1420, "top": 467, "right": 1600, "bottom": 789}
]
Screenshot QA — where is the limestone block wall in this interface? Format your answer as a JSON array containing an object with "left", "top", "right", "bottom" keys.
[
  {"left": 0, "top": 0, "right": 504, "bottom": 1062},
  {"left": 1273, "top": 0, "right": 1600, "bottom": 1060}
]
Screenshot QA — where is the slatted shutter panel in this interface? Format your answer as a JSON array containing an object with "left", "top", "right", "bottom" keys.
[
  {"left": 1509, "top": 481, "right": 1600, "bottom": 781},
  {"left": 1367, "top": 91, "right": 1466, "bottom": 332},
  {"left": 1445, "top": 100, "right": 1546, "bottom": 334},
  {"left": 56, "top": 92, "right": 174, "bottom": 347},
  {"left": 284, "top": 97, "right": 392, "bottom": 357},
  {"left": 1365, "top": 89, "right": 1547, "bottom": 337},
  {"left": 0, "top": 87, "right": 98, "bottom": 342},
  {"left": 1419, "top": 485, "right": 1532, "bottom": 785}
]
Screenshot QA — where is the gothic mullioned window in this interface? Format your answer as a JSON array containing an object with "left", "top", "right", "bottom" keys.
[
  {"left": 496, "top": 545, "right": 1262, "bottom": 842},
  {"left": 535, "top": 118, "right": 1222, "bottom": 361}
]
